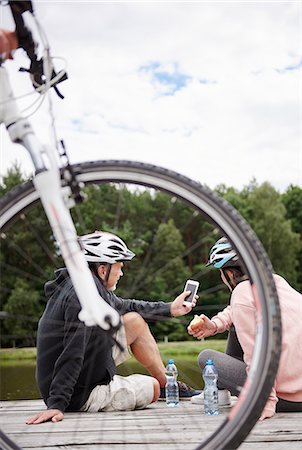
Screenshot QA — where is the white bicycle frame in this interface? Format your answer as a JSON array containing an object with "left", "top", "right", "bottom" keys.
[{"left": 0, "top": 66, "right": 120, "bottom": 330}]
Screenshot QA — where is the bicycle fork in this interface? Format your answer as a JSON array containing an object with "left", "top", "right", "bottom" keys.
[{"left": 0, "top": 66, "right": 120, "bottom": 330}]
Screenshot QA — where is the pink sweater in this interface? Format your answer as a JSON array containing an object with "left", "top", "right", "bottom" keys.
[{"left": 211, "top": 274, "right": 302, "bottom": 414}]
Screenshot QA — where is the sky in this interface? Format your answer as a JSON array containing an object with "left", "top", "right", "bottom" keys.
[{"left": 1, "top": 0, "right": 301, "bottom": 192}]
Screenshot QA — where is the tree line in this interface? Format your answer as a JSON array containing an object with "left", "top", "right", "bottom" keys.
[{"left": 0, "top": 165, "right": 301, "bottom": 347}]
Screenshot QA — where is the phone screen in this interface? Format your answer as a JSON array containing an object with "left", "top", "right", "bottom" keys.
[{"left": 184, "top": 281, "right": 199, "bottom": 303}]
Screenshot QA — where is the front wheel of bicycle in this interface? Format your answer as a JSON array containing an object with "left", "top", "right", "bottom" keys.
[{"left": 0, "top": 159, "right": 281, "bottom": 450}]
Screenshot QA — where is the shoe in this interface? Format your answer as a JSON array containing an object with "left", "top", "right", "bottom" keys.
[
  {"left": 160, "top": 381, "right": 202, "bottom": 399},
  {"left": 191, "top": 389, "right": 231, "bottom": 406}
]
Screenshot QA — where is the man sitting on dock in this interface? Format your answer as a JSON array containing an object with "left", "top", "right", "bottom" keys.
[{"left": 26, "top": 231, "right": 199, "bottom": 425}]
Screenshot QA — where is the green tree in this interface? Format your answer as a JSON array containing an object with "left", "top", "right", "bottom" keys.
[
  {"left": 217, "top": 181, "right": 301, "bottom": 288},
  {"left": 149, "top": 219, "right": 190, "bottom": 296},
  {"left": 246, "top": 183, "right": 300, "bottom": 285},
  {"left": 281, "top": 185, "right": 302, "bottom": 234},
  {"left": 3, "top": 279, "right": 42, "bottom": 347},
  {"left": 281, "top": 185, "right": 302, "bottom": 288},
  {"left": 0, "top": 166, "right": 60, "bottom": 347},
  {"left": 146, "top": 219, "right": 191, "bottom": 341},
  {"left": 0, "top": 162, "right": 26, "bottom": 195}
]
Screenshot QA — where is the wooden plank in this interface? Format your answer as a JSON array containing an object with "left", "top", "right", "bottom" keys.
[
  {"left": 236, "top": 445, "right": 301, "bottom": 450},
  {"left": 0, "top": 432, "right": 212, "bottom": 448},
  {"left": 1, "top": 399, "right": 301, "bottom": 450},
  {"left": 36, "top": 446, "right": 302, "bottom": 450},
  {"left": 4, "top": 429, "right": 302, "bottom": 450},
  {"left": 28, "top": 447, "right": 193, "bottom": 450}
]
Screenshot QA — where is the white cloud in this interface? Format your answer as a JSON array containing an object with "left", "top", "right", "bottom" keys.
[{"left": 1, "top": 1, "right": 301, "bottom": 191}]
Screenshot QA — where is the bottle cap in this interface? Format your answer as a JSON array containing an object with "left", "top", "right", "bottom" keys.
[
  {"left": 206, "top": 359, "right": 214, "bottom": 365},
  {"left": 168, "top": 358, "right": 174, "bottom": 364}
]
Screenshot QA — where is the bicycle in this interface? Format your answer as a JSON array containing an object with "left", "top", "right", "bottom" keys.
[{"left": 0, "top": 2, "right": 281, "bottom": 449}]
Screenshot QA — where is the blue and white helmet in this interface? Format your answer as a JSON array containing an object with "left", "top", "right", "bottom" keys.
[
  {"left": 207, "top": 237, "right": 239, "bottom": 269},
  {"left": 80, "top": 231, "right": 135, "bottom": 264}
]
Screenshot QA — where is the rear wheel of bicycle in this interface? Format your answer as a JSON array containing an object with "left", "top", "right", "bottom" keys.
[{"left": 0, "top": 159, "right": 281, "bottom": 450}]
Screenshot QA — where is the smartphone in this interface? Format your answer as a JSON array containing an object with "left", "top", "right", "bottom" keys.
[{"left": 183, "top": 279, "right": 199, "bottom": 307}]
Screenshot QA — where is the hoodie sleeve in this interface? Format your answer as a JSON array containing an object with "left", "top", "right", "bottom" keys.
[
  {"left": 109, "top": 292, "right": 172, "bottom": 320},
  {"left": 211, "top": 305, "right": 233, "bottom": 333},
  {"left": 93, "top": 275, "right": 172, "bottom": 320}
]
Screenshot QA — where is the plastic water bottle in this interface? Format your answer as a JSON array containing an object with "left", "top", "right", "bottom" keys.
[
  {"left": 203, "top": 359, "right": 219, "bottom": 415},
  {"left": 165, "top": 359, "right": 179, "bottom": 407}
]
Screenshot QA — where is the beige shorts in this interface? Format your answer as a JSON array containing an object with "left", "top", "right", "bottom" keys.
[
  {"left": 81, "top": 374, "right": 155, "bottom": 412},
  {"left": 81, "top": 321, "right": 154, "bottom": 412},
  {"left": 112, "top": 320, "right": 131, "bottom": 366}
]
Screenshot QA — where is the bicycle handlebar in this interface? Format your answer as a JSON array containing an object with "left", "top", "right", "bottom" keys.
[
  {"left": 9, "top": 1, "right": 35, "bottom": 58},
  {"left": 4, "top": 1, "right": 68, "bottom": 97}
]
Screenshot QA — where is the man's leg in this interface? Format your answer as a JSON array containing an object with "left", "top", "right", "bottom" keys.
[
  {"left": 81, "top": 374, "right": 159, "bottom": 411},
  {"left": 123, "top": 312, "right": 201, "bottom": 399},
  {"left": 123, "top": 312, "right": 166, "bottom": 388}
]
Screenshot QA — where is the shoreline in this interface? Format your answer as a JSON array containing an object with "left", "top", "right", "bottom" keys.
[{"left": 0, "top": 339, "right": 226, "bottom": 361}]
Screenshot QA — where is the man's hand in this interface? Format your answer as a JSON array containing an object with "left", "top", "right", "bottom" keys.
[
  {"left": 0, "top": 29, "right": 18, "bottom": 61},
  {"left": 187, "top": 314, "right": 217, "bottom": 339},
  {"left": 170, "top": 291, "right": 197, "bottom": 316},
  {"left": 26, "top": 409, "right": 64, "bottom": 425}
]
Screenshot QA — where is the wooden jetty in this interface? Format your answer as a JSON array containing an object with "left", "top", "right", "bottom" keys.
[{"left": 1, "top": 398, "right": 301, "bottom": 449}]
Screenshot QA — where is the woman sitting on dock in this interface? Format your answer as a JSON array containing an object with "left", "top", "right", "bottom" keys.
[{"left": 188, "top": 237, "right": 302, "bottom": 420}]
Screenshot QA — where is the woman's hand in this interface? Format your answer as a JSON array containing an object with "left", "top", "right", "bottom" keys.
[{"left": 187, "top": 314, "right": 217, "bottom": 339}]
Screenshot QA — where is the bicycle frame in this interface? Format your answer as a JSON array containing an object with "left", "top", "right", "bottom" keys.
[{"left": 0, "top": 66, "right": 120, "bottom": 330}]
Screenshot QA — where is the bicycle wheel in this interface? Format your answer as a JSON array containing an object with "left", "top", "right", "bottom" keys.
[{"left": 0, "top": 159, "right": 281, "bottom": 450}]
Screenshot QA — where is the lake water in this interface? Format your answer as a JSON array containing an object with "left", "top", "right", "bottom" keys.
[{"left": 1, "top": 357, "right": 204, "bottom": 401}]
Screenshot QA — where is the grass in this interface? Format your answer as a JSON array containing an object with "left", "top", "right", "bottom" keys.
[
  {"left": 158, "top": 340, "right": 226, "bottom": 358},
  {"left": 0, "top": 340, "right": 226, "bottom": 362},
  {"left": 0, "top": 347, "right": 37, "bottom": 361}
]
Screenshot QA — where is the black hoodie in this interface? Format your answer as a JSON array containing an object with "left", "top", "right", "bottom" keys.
[{"left": 36, "top": 268, "right": 171, "bottom": 412}]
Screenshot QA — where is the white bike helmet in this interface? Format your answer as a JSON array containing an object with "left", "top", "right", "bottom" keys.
[
  {"left": 207, "top": 237, "right": 239, "bottom": 269},
  {"left": 80, "top": 231, "right": 135, "bottom": 264}
]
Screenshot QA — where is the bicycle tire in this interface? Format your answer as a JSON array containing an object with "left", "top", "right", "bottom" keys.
[{"left": 0, "top": 159, "right": 281, "bottom": 450}]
